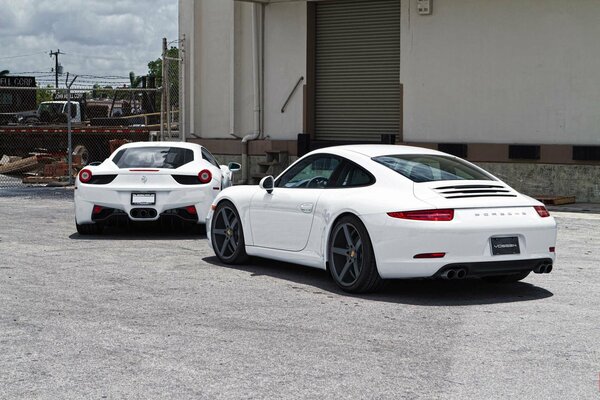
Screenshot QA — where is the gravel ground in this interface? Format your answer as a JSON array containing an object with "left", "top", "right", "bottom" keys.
[{"left": 0, "top": 188, "right": 599, "bottom": 399}]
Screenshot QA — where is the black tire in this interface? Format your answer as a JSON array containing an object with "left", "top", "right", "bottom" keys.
[
  {"left": 73, "top": 145, "right": 90, "bottom": 166},
  {"left": 482, "top": 271, "right": 530, "bottom": 283},
  {"left": 211, "top": 201, "right": 249, "bottom": 264},
  {"left": 76, "top": 222, "right": 103, "bottom": 235},
  {"left": 328, "top": 215, "right": 383, "bottom": 293}
]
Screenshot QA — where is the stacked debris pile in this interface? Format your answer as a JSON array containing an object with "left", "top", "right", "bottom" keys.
[{"left": 0, "top": 151, "right": 82, "bottom": 184}]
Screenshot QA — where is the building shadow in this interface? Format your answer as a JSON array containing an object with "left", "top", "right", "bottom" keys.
[{"left": 203, "top": 256, "right": 554, "bottom": 307}]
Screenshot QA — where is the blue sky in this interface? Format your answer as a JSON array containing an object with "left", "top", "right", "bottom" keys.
[{"left": 0, "top": 0, "right": 178, "bottom": 86}]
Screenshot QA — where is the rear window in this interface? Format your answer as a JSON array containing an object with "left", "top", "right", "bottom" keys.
[
  {"left": 112, "top": 147, "right": 194, "bottom": 169},
  {"left": 372, "top": 154, "right": 494, "bottom": 182}
]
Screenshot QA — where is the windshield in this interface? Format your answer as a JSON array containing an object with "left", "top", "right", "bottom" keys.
[
  {"left": 373, "top": 154, "right": 494, "bottom": 182},
  {"left": 112, "top": 147, "right": 194, "bottom": 169},
  {"left": 38, "top": 103, "right": 63, "bottom": 114}
]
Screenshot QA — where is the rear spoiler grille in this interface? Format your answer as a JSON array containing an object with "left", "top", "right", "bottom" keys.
[{"left": 434, "top": 184, "right": 517, "bottom": 199}]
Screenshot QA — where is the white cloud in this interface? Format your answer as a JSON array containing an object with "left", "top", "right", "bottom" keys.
[{"left": 0, "top": 0, "right": 178, "bottom": 85}]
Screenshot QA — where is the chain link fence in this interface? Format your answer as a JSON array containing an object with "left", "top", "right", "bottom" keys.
[
  {"left": 0, "top": 86, "right": 162, "bottom": 188},
  {"left": 0, "top": 38, "right": 184, "bottom": 189}
]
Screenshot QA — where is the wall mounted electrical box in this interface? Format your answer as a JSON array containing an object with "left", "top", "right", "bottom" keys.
[{"left": 417, "top": 0, "right": 432, "bottom": 15}]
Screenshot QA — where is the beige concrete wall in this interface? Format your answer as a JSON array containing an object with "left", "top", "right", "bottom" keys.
[
  {"left": 401, "top": 0, "right": 600, "bottom": 146},
  {"left": 263, "top": 2, "right": 307, "bottom": 140},
  {"left": 184, "top": 0, "right": 600, "bottom": 147}
]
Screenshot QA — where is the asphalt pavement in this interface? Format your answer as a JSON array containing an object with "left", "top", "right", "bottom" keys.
[{"left": 0, "top": 188, "right": 599, "bottom": 399}]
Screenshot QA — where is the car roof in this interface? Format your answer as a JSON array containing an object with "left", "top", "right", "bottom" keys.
[{"left": 312, "top": 144, "right": 446, "bottom": 158}]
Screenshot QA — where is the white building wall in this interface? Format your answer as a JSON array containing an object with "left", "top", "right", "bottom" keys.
[
  {"left": 401, "top": 0, "right": 600, "bottom": 145},
  {"left": 193, "top": 0, "right": 234, "bottom": 138},
  {"left": 180, "top": 0, "right": 306, "bottom": 140},
  {"left": 263, "top": 2, "right": 307, "bottom": 140},
  {"left": 183, "top": 0, "right": 600, "bottom": 145}
]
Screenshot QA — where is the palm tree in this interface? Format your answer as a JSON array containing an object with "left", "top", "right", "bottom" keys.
[
  {"left": 0, "top": 70, "right": 9, "bottom": 77},
  {"left": 129, "top": 71, "right": 142, "bottom": 88}
]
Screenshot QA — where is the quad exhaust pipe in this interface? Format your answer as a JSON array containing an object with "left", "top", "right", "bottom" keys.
[
  {"left": 534, "top": 263, "right": 553, "bottom": 274},
  {"left": 440, "top": 267, "right": 468, "bottom": 280}
]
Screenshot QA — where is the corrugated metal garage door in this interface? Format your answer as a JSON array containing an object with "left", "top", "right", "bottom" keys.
[{"left": 315, "top": 0, "right": 400, "bottom": 141}]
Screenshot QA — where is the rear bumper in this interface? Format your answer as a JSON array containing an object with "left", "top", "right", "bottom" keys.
[
  {"left": 433, "top": 258, "right": 553, "bottom": 278},
  {"left": 361, "top": 207, "right": 557, "bottom": 279},
  {"left": 74, "top": 184, "right": 214, "bottom": 224}
]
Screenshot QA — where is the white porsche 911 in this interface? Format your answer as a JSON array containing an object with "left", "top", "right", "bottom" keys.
[
  {"left": 207, "top": 144, "right": 557, "bottom": 293},
  {"left": 75, "top": 141, "right": 240, "bottom": 235}
]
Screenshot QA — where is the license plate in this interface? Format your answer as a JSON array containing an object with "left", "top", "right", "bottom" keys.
[
  {"left": 131, "top": 193, "right": 155, "bottom": 205},
  {"left": 491, "top": 236, "right": 520, "bottom": 255}
]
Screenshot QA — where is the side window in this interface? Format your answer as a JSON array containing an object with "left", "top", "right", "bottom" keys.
[
  {"left": 336, "top": 163, "right": 375, "bottom": 187},
  {"left": 276, "top": 155, "right": 341, "bottom": 189},
  {"left": 201, "top": 148, "right": 219, "bottom": 168}
]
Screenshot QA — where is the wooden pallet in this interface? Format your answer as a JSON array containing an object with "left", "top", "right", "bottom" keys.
[
  {"left": 534, "top": 195, "right": 576, "bottom": 205},
  {"left": 0, "top": 156, "right": 39, "bottom": 175}
]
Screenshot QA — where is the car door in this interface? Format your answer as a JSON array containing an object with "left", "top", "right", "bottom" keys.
[{"left": 249, "top": 154, "right": 342, "bottom": 251}]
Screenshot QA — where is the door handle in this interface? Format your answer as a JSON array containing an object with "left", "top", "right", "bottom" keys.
[{"left": 300, "top": 203, "right": 314, "bottom": 213}]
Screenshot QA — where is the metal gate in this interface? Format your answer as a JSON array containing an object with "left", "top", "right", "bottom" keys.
[{"left": 315, "top": 0, "right": 401, "bottom": 141}]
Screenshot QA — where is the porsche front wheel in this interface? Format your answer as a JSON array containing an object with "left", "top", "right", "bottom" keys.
[{"left": 211, "top": 201, "right": 249, "bottom": 264}]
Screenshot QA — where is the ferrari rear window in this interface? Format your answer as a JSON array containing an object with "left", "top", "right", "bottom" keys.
[
  {"left": 372, "top": 154, "right": 494, "bottom": 182},
  {"left": 112, "top": 147, "right": 194, "bottom": 169}
]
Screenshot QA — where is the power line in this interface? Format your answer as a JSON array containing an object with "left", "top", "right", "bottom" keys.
[{"left": 0, "top": 51, "right": 47, "bottom": 60}]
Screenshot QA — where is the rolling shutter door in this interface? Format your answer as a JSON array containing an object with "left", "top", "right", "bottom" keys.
[{"left": 315, "top": 0, "right": 400, "bottom": 141}]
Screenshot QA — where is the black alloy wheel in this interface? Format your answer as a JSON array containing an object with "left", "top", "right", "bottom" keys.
[
  {"left": 328, "top": 215, "right": 383, "bottom": 293},
  {"left": 211, "top": 201, "right": 248, "bottom": 264}
]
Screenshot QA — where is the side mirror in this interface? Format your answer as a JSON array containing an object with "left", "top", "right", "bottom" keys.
[
  {"left": 227, "top": 162, "right": 241, "bottom": 172},
  {"left": 259, "top": 175, "right": 274, "bottom": 194}
]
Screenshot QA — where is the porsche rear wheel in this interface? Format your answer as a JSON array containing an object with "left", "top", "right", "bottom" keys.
[
  {"left": 328, "top": 215, "right": 383, "bottom": 293},
  {"left": 211, "top": 201, "right": 248, "bottom": 264},
  {"left": 76, "top": 222, "right": 103, "bottom": 235}
]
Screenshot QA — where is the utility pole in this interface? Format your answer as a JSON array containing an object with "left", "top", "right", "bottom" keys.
[{"left": 49, "top": 49, "right": 63, "bottom": 88}]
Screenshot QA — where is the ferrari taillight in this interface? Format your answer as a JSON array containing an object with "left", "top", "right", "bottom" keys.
[
  {"left": 534, "top": 206, "right": 550, "bottom": 218},
  {"left": 387, "top": 209, "right": 454, "bottom": 221},
  {"left": 79, "top": 169, "right": 92, "bottom": 183},
  {"left": 198, "top": 169, "right": 212, "bottom": 184},
  {"left": 185, "top": 205, "right": 197, "bottom": 215}
]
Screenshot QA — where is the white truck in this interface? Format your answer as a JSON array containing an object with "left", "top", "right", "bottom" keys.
[{"left": 17, "top": 101, "right": 83, "bottom": 124}]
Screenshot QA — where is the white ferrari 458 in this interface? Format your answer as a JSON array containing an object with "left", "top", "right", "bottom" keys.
[
  {"left": 75, "top": 141, "right": 240, "bottom": 235},
  {"left": 207, "top": 145, "right": 557, "bottom": 293}
]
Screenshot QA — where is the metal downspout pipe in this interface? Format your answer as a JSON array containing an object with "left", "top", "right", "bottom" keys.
[{"left": 241, "top": 2, "right": 264, "bottom": 184}]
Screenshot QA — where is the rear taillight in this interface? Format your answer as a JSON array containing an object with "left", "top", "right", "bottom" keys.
[
  {"left": 549, "top": 246, "right": 556, "bottom": 253},
  {"left": 198, "top": 169, "right": 212, "bottom": 184},
  {"left": 388, "top": 209, "right": 454, "bottom": 221},
  {"left": 79, "top": 169, "right": 92, "bottom": 183},
  {"left": 185, "top": 205, "right": 197, "bottom": 215},
  {"left": 92, "top": 205, "right": 103, "bottom": 214},
  {"left": 534, "top": 206, "right": 550, "bottom": 218}
]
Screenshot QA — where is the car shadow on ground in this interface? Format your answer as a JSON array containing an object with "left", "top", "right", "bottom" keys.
[
  {"left": 203, "top": 256, "right": 554, "bottom": 306},
  {"left": 69, "top": 223, "right": 206, "bottom": 241}
]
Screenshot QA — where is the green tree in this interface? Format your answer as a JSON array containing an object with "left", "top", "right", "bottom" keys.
[
  {"left": 147, "top": 47, "right": 179, "bottom": 87},
  {"left": 129, "top": 71, "right": 143, "bottom": 88},
  {"left": 36, "top": 84, "right": 54, "bottom": 105},
  {"left": 0, "top": 69, "right": 9, "bottom": 76}
]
